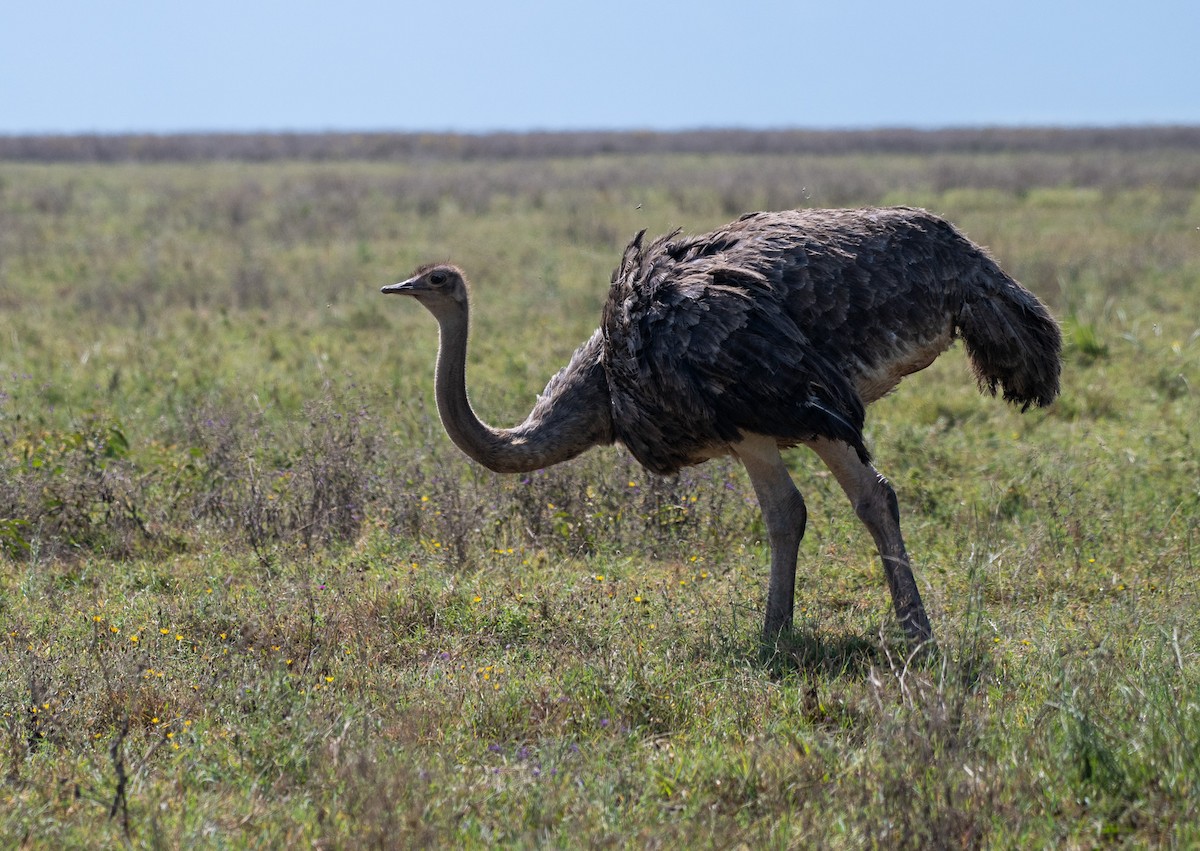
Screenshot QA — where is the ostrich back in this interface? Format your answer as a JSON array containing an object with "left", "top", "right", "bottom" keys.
[{"left": 601, "top": 207, "right": 989, "bottom": 475}]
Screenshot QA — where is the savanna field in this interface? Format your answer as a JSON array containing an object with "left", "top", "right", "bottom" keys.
[{"left": 1, "top": 131, "right": 1198, "bottom": 848}]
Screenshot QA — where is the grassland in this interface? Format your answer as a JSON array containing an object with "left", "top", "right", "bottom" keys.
[{"left": 1, "top": 134, "right": 1199, "bottom": 848}]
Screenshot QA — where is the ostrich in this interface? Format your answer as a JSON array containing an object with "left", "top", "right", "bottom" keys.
[{"left": 382, "top": 207, "right": 1062, "bottom": 649}]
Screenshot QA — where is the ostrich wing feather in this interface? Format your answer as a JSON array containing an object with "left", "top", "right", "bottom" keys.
[{"left": 602, "top": 231, "right": 867, "bottom": 475}]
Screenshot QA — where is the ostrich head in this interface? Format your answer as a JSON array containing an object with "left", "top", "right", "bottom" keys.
[{"left": 381, "top": 263, "right": 469, "bottom": 320}]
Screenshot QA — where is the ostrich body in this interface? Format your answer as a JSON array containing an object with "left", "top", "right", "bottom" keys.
[{"left": 383, "top": 207, "right": 1062, "bottom": 648}]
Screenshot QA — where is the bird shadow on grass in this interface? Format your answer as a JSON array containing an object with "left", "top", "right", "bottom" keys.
[
  {"left": 758, "top": 623, "right": 986, "bottom": 688},
  {"left": 762, "top": 626, "right": 890, "bottom": 681}
]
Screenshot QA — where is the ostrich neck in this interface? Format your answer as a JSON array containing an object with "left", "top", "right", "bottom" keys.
[{"left": 432, "top": 308, "right": 613, "bottom": 474}]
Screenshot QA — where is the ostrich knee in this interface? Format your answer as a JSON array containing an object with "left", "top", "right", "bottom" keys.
[
  {"left": 808, "top": 439, "right": 934, "bottom": 646},
  {"left": 762, "top": 488, "right": 807, "bottom": 639},
  {"left": 736, "top": 435, "right": 808, "bottom": 642},
  {"left": 855, "top": 475, "right": 932, "bottom": 644}
]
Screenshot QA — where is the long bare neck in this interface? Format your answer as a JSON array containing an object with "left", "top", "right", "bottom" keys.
[{"left": 432, "top": 304, "right": 613, "bottom": 474}]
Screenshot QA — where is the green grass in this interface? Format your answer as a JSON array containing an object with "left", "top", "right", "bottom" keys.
[{"left": 2, "top": 145, "right": 1199, "bottom": 847}]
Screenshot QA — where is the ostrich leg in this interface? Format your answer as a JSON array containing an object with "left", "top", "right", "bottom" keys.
[
  {"left": 808, "top": 438, "right": 934, "bottom": 647},
  {"left": 735, "top": 434, "right": 808, "bottom": 644}
]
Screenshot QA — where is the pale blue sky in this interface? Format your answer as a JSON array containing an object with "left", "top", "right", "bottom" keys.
[{"left": 3, "top": 0, "right": 1197, "bottom": 134}]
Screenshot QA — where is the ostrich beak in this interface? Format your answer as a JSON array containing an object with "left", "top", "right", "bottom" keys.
[{"left": 380, "top": 277, "right": 419, "bottom": 295}]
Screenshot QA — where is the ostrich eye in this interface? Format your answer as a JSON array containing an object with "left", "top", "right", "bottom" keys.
[{"left": 429, "top": 271, "right": 447, "bottom": 285}]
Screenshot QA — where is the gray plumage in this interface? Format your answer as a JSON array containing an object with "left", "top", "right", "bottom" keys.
[{"left": 383, "top": 206, "right": 1062, "bottom": 649}]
